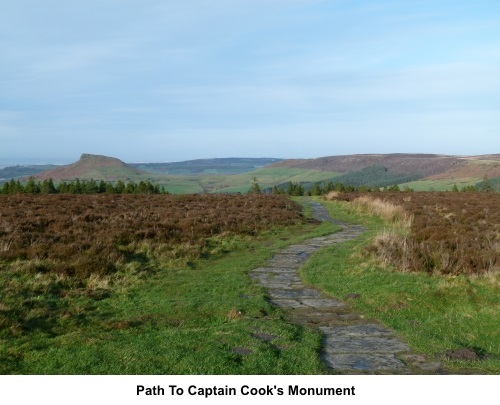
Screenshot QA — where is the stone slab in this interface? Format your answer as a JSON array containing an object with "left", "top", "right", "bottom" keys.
[
  {"left": 268, "top": 288, "right": 321, "bottom": 299},
  {"left": 323, "top": 353, "right": 407, "bottom": 371},
  {"left": 280, "top": 245, "right": 319, "bottom": 255},
  {"left": 266, "top": 256, "right": 304, "bottom": 268},
  {"left": 322, "top": 335, "right": 410, "bottom": 353},
  {"left": 301, "top": 298, "right": 347, "bottom": 308},
  {"left": 250, "top": 267, "right": 297, "bottom": 273},
  {"left": 250, "top": 273, "right": 302, "bottom": 284},
  {"left": 319, "top": 324, "right": 397, "bottom": 337},
  {"left": 269, "top": 299, "right": 307, "bottom": 309}
]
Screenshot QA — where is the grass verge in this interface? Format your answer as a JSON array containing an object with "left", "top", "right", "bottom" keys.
[{"left": 300, "top": 198, "right": 500, "bottom": 374}]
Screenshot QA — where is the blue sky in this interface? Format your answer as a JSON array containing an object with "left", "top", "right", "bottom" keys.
[{"left": 1, "top": 0, "right": 499, "bottom": 165}]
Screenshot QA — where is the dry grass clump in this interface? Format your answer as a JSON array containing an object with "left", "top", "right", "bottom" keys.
[
  {"left": 323, "top": 191, "right": 341, "bottom": 200},
  {"left": 0, "top": 194, "right": 304, "bottom": 280},
  {"left": 336, "top": 192, "right": 499, "bottom": 275},
  {"left": 350, "top": 196, "right": 414, "bottom": 230}
]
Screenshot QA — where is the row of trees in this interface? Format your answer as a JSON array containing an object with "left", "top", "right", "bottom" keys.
[
  {"left": 1, "top": 178, "right": 168, "bottom": 195},
  {"left": 248, "top": 179, "right": 404, "bottom": 196},
  {"left": 452, "top": 177, "right": 497, "bottom": 192},
  {"left": 250, "top": 178, "right": 497, "bottom": 196}
]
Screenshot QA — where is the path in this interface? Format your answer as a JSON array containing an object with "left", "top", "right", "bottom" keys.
[{"left": 249, "top": 199, "right": 442, "bottom": 374}]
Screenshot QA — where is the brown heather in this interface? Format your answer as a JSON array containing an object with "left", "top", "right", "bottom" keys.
[
  {"left": 0, "top": 194, "right": 304, "bottom": 280},
  {"left": 329, "top": 192, "right": 500, "bottom": 275}
]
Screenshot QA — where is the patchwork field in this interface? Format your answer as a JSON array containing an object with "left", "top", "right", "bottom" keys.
[
  {"left": 197, "top": 167, "right": 342, "bottom": 194},
  {"left": 397, "top": 178, "right": 481, "bottom": 191}
]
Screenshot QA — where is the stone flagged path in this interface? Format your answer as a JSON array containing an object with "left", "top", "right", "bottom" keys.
[{"left": 249, "top": 199, "right": 442, "bottom": 374}]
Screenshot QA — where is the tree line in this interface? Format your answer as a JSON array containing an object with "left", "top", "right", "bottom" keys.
[
  {"left": 249, "top": 178, "right": 497, "bottom": 195},
  {"left": 1, "top": 178, "right": 168, "bottom": 195},
  {"left": 248, "top": 180, "right": 404, "bottom": 195}
]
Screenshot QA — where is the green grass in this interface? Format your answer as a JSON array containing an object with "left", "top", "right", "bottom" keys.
[
  {"left": 0, "top": 216, "right": 339, "bottom": 374},
  {"left": 150, "top": 167, "right": 342, "bottom": 194},
  {"left": 300, "top": 198, "right": 500, "bottom": 374},
  {"left": 4, "top": 195, "right": 497, "bottom": 374},
  {"left": 160, "top": 178, "right": 205, "bottom": 194},
  {"left": 201, "top": 167, "right": 342, "bottom": 193},
  {"left": 399, "top": 178, "right": 481, "bottom": 191}
]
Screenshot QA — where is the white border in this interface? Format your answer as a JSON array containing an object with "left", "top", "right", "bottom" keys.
[{"left": 2, "top": 375, "right": 498, "bottom": 405}]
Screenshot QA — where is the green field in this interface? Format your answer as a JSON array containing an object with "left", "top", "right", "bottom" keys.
[
  {"left": 157, "top": 177, "right": 205, "bottom": 193},
  {"left": 398, "top": 178, "right": 481, "bottom": 191},
  {"left": 140, "top": 167, "right": 342, "bottom": 194},
  {"left": 201, "top": 167, "right": 341, "bottom": 194}
]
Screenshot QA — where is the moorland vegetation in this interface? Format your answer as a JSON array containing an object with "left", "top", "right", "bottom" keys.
[
  {"left": 324, "top": 192, "right": 499, "bottom": 275},
  {"left": 1, "top": 186, "right": 498, "bottom": 373},
  {"left": 0, "top": 194, "right": 303, "bottom": 278},
  {"left": 0, "top": 193, "right": 338, "bottom": 374},
  {"left": 302, "top": 195, "right": 499, "bottom": 373}
]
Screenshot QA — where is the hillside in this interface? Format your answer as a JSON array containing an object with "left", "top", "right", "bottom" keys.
[
  {"left": 426, "top": 156, "right": 500, "bottom": 180},
  {"left": 0, "top": 164, "right": 57, "bottom": 181},
  {"left": 268, "top": 154, "right": 460, "bottom": 176},
  {"left": 9, "top": 153, "right": 500, "bottom": 192},
  {"left": 129, "top": 157, "right": 282, "bottom": 175},
  {"left": 268, "top": 154, "right": 500, "bottom": 190},
  {"left": 31, "top": 154, "right": 149, "bottom": 182}
]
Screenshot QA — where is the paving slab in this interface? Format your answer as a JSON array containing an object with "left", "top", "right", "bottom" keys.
[
  {"left": 322, "top": 334, "right": 410, "bottom": 353},
  {"left": 281, "top": 245, "right": 319, "bottom": 255},
  {"left": 267, "top": 288, "right": 321, "bottom": 300},
  {"left": 251, "top": 267, "right": 297, "bottom": 273},
  {"left": 269, "top": 299, "right": 307, "bottom": 309},
  {"left": 319, "top": 324, "right": 400, "bottom": 337},
  {"left": 301, "top": 298, "right": 347, "bottom": 308},
  {"left": 323, "top": 353, "right": 407, "bottom": 371},
  {"left": 266, "top": 255, "right": 305, "bottom": 268}
]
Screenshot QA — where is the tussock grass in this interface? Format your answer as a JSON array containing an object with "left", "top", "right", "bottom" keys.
[
  {"left": 323, "top": 191, "right": 341, "bottom": 200},
  {"left": 326, "top": 192, "right": 499, "bottom": 275},
  {"left": 343, "top": 195, "right": 415, "bottom": 271},
  {"left": 350, "top": 196, "right": 414, "bottom": 230}
]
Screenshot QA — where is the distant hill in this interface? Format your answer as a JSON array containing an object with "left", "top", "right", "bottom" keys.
[
  {"left": 5, "top": 152, "right": 500, "bottom": 192},
  {"left": 129, "top": 158, "right": 282, "bottom": 175},
  {"left": 426, "top": 155, "right": 500, "bottom": 180},
  {"left": 0, "top": 164, "right": 58, "bottom": 181},
  {"left": 30, "top": 154, "right": 149, "bottom": 182},
  {"left": 267, "top": 153, "right": 500, "bottom": 190},
  {"left": 268, "top": 154, "right": 460, "bottom": 177}
]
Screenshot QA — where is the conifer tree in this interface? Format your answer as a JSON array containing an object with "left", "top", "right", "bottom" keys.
[
  {"left": 248, "top": 177, "right": 262, "bottom": 194},
  {"left": 40, "top": 178, "right": 56, "bottom": 194},
  {"left": 25, "top": 177, "right": 40, "bottom": 194}
]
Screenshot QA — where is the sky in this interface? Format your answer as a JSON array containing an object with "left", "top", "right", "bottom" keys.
[{"left": 1, "top": 0, "right": 499, "bottom": 165}]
